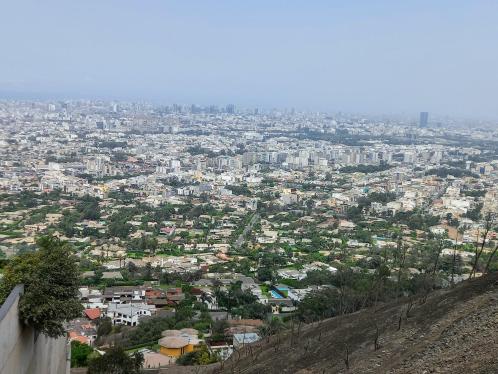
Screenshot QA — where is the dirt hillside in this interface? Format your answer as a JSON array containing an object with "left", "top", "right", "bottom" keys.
[{"left": 215, "top": 273, "right": 498, "bottom": 374}]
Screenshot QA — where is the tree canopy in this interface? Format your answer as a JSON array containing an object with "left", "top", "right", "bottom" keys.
[
  {"left": 71, "top": 341, "right": 94, "bottom": 367},
  {"left": 0, "top": 235, "right": 82, "bottom": 337},
  {"left": 87, "top": 346, "right": 143, "bottom": 374}
]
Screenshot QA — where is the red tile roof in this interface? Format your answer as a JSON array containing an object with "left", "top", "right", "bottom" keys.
[
  {"left": 69, "top": 331, "right": 90, "bottom": 345},
  {"left": 146, "top": 289, "right": 165, "bottom": 298},
  {"left": 84, "top": 308, "right": 101, "bottom": 320}
]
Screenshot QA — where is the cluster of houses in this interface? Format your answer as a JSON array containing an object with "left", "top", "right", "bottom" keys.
[
  {"left": 68, "top": 285, "right": 184, "bottom": 345},
  {"left": 67, "top": 283, "right": 265, "bottom": 368}
]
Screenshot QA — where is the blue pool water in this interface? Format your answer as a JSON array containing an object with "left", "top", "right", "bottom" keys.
[{"left": 270, "top": 290, "right": 284, "bottom": 299}]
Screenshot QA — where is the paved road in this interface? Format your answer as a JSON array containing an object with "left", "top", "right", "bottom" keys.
[{"left": 234, "top": 213, "right": 260, "bottom": 249}]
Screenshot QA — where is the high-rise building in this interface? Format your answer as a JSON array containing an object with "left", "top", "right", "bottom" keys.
[
  {"left": 419, "top": 112, "right": 429, "bottom": 127},
  {"left": 172, "top": 104, "right": 182, "bottom": 113},
  {"left": 226, "top": 104, "right": 235, "bottom": 114},
  {"left": 190, "top": 104, "right": 200, "bottom": 114}
]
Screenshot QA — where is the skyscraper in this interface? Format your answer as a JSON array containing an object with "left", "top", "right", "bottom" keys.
[
  {"left": 226, "top": 104, "right": 235, "bottom": 114},
  {"left": 419, "top": 112, "right": 429, "bottom": 127}
]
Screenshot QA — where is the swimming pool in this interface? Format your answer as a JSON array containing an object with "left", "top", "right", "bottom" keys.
[{"left": 270, "top": 290, "right": 284, "bottom": 299}]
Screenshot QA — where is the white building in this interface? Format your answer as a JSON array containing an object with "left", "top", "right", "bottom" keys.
[{"left": 106, "top": 303, "right": 155, "bottom": 326}]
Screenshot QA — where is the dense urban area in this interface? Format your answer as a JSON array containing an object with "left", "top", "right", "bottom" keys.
[{"left": 1, "top": 100, "right": 498, "bottom": 372}]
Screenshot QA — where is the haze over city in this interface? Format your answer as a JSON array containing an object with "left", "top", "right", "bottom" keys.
[
  {"left": 2, "top": 2, "right": 498, "bottom": 374},
  {"left": 2, "top": 0, "right": 498, "bottom": 118}
]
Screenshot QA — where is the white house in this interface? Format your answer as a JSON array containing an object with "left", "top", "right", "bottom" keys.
[{"left": 106, "top": 303, "right": 156, "bottom": 326}]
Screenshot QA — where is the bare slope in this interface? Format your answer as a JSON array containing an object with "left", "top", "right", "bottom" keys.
[{"left": 217, "top": 273, "right": 498, "bottom": 374}]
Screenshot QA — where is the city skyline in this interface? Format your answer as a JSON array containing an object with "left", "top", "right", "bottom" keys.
[{"left": 2, "top": 1, "right": 498, "bottom": 118}]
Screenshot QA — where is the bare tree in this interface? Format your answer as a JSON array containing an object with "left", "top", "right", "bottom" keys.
[
  {"left": 374, "top": 322, "right": 380, "bottom": 351},
  {"left": 451, "top": 225, "right": 465, "bottom": 285},
  {"left": 406, "top": 299, "right": 414, "bottom": 318},
  {"left": 344, "top": 344, "right": 350, "bottom": 370},
  {"left": 484, "top": 242, "right": 498, "bottom": 273},
  {"left": 396, "top": 242, "right": 408, "bottom": 300},
  {"left": 397, "top": 308, "right": 403, "bottom": 331},
  {"left": 290, "top": 317, "right": 296, "bottom": 347},
  {"left": 304, "top": 338, "right": 311, "bottom": 354},
  {"left": 431, "top": 235, "right": 445, "bottom": 277},
  {"left": 470, "top": 213, "right": 494, "bottom": 278},
  {"left": 220, "top": 357, "right": 225, "bottom": 371}
]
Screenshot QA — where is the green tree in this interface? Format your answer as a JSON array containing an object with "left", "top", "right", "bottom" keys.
[
  {"left": 71, "top": 341, "right": 94, "bottom": 367},
  {"left": 97, "top": 317, "right": 113, "bottom": 338},
  {"left": 0, "top": 235, "right": 82, "bottom": 337},
  {"left": 76, "top": 195, "right": 101, "bottom": 220},
  {"left": 175, "top": 299, "right": 195, "bottom": 322},
  {"left": 233, "top": 302, "right": 271, "bottom": 319},
  {"left": 108, "top": 220, "right": 132, "bottom": 239},
  {"left": 177, "top": 345, "right": 218, "bottom": 366},
  {"left": 58, "top": 210, "right": 80, "bottom": 237},
  {"left": 143, "top": 262, "right": 153, "bottom": 280},
  {"left": 340, "top": 163, "right": 393, "bottom": 174},
  {"left": 121, "top": 316, "right": 175, "bottom": 348},
  {"left": 211, "top": 319, "right": 229, "bottom": 340},
  {"left": 304, "top": 269, "right": 335, "bottom": 286},
  {"left": 87, "top": 346, "right": 143, "bottom": 374},
  {"left": 297, "top": 287, "right": 338, "bottom": 322},
  {"left": 257, "top": 267, "right": 273, "bottom": 282}
]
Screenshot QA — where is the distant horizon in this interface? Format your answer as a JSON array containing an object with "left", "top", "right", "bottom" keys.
[
  {"left": 2, "top": 90, "right": 496, "bottom": 124},
  {"left": 3, "top": 1, "right": 498, "bottom": 120}
]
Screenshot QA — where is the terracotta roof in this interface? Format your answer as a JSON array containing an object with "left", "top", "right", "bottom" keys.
[
  {"left": 84, "top": 308, "right": 101, "bottom": 320},
  {"left": 69, "top": 332, "right": 90, "bottom": 345},
  {"left": 146, "top": 289, "right": 165, "bottom": 297}
]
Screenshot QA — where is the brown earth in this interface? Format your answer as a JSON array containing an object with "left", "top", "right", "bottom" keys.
[{"left": 215, "top": 273, "right": 498, "bottom": 374}]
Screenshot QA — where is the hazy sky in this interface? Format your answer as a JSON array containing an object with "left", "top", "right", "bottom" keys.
[{"left": 2, "top": 1, "right": 498, "bottom": 117}]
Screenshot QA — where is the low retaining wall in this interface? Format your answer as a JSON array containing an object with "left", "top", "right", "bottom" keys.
[{"left": 0, "top": 285, "right": 70, "bottom": 374}]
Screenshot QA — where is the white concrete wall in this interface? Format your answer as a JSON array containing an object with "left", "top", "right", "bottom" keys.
[{"left": 0, "top": 285, "right": 70, "bottom": 374}]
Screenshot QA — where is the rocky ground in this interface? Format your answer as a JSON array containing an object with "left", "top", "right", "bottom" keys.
[{"left": 214, "top": 273, "right": 498, "bottom": 374}]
